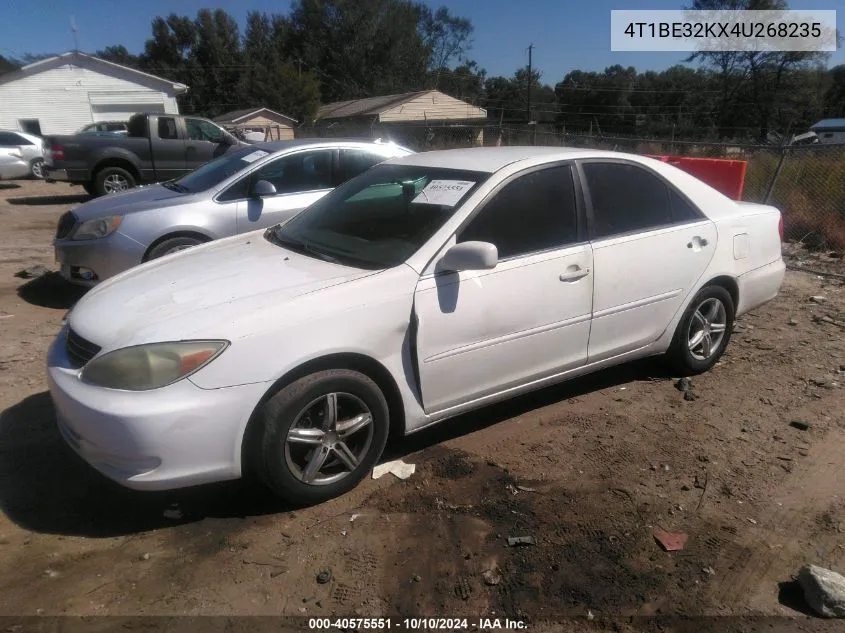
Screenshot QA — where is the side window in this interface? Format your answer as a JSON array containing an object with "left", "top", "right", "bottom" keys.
[
  {"left": 252, "top": 150, "right": 334, "bottom": 195},
  {"left": 186, "top": 119, "right": 225, "bottom": 142},
  {"left": 0, "top": 132, "right": 20, "bottom": 147},
  {"left": 217, "top": 176, "right": 250, "bottom": 202},
  {"left": 336, "top": 149, "right": 386, "bottom": 184},
  {"left": 157, "top": 117, "right": 178, "bottom": 140},
  {"left": 458, "top": 165, "right": 579, "bottom": 259},
  {"left": 668, "top": 188, "right": 703, "bottom": 223},
  {"left": 582, "top": 162, "right": 672, "bottom": 239}
]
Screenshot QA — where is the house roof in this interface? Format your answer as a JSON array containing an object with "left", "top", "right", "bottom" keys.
[
  {"left": 810, "top": 119, "right": 845, "bottom": 131},
  {"left": 213, "top": 107, "right": 298, "bottom": 125},
  {"left": 316, "top": 91, "right": 432, "bottom": 121},
  {"left": 0, "top": 51, "right": 188, "bottom": 93}
]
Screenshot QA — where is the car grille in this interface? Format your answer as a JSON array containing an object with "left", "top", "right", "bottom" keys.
[
  {"left": 56, "top": 211, "right": 77, "bottom": 240},
  {"left": 66, "top": 328, "right": 101, "bottom": 368}
]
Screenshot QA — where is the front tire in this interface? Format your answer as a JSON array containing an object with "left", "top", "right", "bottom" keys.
[
  {"left": 255, "top": 370, "right": 390, "bottom": 506},
  {"left": 666, "top": 285, "right": 734, "bottom": 375},
  {"left": 94, "top": 166, "right": 136, "bottom": 196},
  {"left": 147, "top": 236, "right": 206, "bottom": 260}
]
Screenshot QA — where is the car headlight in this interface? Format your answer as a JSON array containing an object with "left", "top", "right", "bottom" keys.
[
  {"left": 80, "top": 340, "right": 228, "bottom": 390},
  {"left": 72, "top": 216, "right": 122, "bottom": 240}
]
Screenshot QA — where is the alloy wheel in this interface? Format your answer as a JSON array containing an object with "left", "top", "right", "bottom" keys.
[
  {"left": 103, "top": 173, "right": 130, "bottom": 194},
  {"left": 284, "top": 392, "right": 374, "bottom": 486},
  {"left": 687, "top": 297, "right": 728, "bottom": 361}
]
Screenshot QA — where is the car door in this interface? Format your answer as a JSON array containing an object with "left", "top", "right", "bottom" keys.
[
  {"left": 0, "top": 132, "right": 37, "bottom": 162},
  {"left": 184, "top": 118, "right": 231, "bottom": 169},
  {"left": 147, "top": 116, "right": 187, "bottom": 180},
  {"left": 577, "top": 159, "right": 718, "bottom": 363},
  {"left": 413, "top": 163, "right": 594, "bottom": 413},
  {"left": 234, "top": 149, "right": 336, "bottom": 233}
]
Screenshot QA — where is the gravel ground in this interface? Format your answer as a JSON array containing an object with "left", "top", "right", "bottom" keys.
[{"left": 1, "top": 179, "right": 844, "bottom": 632}]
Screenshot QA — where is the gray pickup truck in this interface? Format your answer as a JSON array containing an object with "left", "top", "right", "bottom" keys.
[{"left": 43, "top": 113, "right": 248, "bottom": 196}]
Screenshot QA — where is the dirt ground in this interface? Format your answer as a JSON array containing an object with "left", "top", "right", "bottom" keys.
[{"left": 1, "top": 179, "right": 844, "bottom": 632}]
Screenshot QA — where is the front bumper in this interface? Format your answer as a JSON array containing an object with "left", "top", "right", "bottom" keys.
[
  {"left": 54, "top": 231, "right": 147, "bottom": 286},
  {"left": 46, "top": 330, "right": 272, "bottom": 490}
]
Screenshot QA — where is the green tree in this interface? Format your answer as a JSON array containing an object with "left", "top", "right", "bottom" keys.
[
  {"left": 240, "top": 11, "right": 321, "bottom": 123},
  {"left": 283, "top": 0, "right": 430, "bottom": 102},
  {"left": 95, "top": 45, "right": 140, "bottom": 67}
]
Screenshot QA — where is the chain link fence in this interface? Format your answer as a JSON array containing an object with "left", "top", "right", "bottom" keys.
[{"left": 302, "top": 122, "right": 845, "bottom": 250}]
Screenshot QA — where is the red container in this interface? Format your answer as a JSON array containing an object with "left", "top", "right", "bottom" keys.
[{"left": 646, "top": 155, "right": 747, "bottom": 201}]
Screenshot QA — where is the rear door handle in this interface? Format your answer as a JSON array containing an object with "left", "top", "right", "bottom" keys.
[{"left": 559, "top": 266, "right": 590, "bottom": 282}]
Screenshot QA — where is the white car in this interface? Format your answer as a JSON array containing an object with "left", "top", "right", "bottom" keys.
[
  {"left": 0, "top": 130, "right": 44, "bottom": 177},
  {"left": 0, "top": 148, "right": 31, "bottom": 180},
  {"left": 47, "top": 147, "right": 785, "bottom": 505}
]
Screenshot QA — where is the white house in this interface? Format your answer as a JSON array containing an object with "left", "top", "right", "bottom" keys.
[
  {"left": 809, "top": 119, "right": 845, "bottom": 144},
  {"left": 0, "top": 51, "right": 188, "bottom": 136}
]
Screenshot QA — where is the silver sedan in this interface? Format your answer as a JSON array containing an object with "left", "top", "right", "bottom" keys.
[{"left": 53, "top": 139, "right": 413, "bottom": 285}]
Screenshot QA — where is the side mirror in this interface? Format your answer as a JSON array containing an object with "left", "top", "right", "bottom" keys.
[
  {"left": 439, "top": 241, "right": 498, "bottom": 272},
  {"left": 219, "top": 133, "right": 234, "bottom": 145},
  {"left": 253, "top": 180, "right": 277, "bottom": 198}
]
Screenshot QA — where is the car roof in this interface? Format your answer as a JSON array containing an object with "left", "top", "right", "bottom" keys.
[
  {"left": 254, "top": 138, "right": 412, "bottom": 153},
  {"left": 383, "top": 146, "right": 649, "bottom": 172}
]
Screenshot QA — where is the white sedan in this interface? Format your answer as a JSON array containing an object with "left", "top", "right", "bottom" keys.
[{"left": 47, "top": 147, "right": 785, "bottom": 505}]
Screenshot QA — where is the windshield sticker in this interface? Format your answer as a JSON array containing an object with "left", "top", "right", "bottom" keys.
[
  {"left": 241, "top": 150, "right": 270, "bottom": 163},
  {"left": 412, "top": 180, "right": 476, "bottom": 206}
]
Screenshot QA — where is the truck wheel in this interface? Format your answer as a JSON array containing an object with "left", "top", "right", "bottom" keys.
[
  {"left": 94, "top": 167, "right": 136, "bottom": 196},
  {"left": 147, "top": 236, "right": 207, "bottom": 260}
]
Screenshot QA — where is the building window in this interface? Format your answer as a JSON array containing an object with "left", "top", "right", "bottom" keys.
[{"left": 18, "top": 119, "right": 42, "bottom": 136}]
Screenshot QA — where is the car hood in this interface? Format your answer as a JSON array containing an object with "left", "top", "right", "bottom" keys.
[
  {"left": 71, "top": 184, "right": 198, "bottom": 222},
  {"left": 68, "top": 232, "right": 377, "bottom": 349}
]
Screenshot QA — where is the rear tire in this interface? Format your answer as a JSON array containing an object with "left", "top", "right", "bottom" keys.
[
  {"left": 147, "top": 236, "right": 207, "bottom": 260},
  {"left": 30, "top": 158, "right": 45, "bottom": 179},
  {"left": 666, "top": 285, "right": 734, "bottom": 375},
  {"left": 253, "top": 369, "right": 390, "bottom": 506},
  {"left": 94, "top": 166, "right": 136, "bottom": 196}
]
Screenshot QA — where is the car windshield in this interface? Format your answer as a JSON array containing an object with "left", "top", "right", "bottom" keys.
[
  {"left": 267, "top": 164, "right": 491, "bottom": 269},
  {"left": 167, "top": 147, "right": 268, "bottom": 194}
]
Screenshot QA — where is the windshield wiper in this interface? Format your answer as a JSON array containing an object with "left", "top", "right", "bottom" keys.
[{"left": 265, "top": 228, "right": 339, "bottom": 264}]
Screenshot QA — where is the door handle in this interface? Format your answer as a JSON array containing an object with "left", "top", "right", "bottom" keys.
[
  {"left": 687, "top": 236, "right": 709, "bottom": 249},
  {"left": 559, "top": 266, "right": 590, "bottom": 282}
]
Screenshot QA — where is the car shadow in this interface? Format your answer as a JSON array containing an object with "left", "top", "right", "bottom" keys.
[
  {"left": 0, "top": 392, "right": 288, "bottom": 538},
  {"left": 0, "top": 358, "right": 671, "bottom": 538},
  {"left": 0, "top": 183, "right": 21, "bottom": 191},
  {"left": 16, "top": 272, "right": 87, "bottom": 309},
  {"left": 7, "top": 194, "right": 90, "bottom": 206},
  {"left": 383, "top": 357, "right": 672, "bottom": 459}
]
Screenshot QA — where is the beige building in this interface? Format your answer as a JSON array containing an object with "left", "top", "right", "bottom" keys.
[
  {"left": 213, "top": 107, "right": 298, "bottom": 142},
  {"left": 314, "top": 90, "right": 487, "bottom": 148}
]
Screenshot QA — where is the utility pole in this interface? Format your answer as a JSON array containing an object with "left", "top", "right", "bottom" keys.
[
  {"left": 527, "top": 43, "right": 534, "bottom": 124},
  {"left": 71, "top": 15, "right": 79, "bottom": 52}
]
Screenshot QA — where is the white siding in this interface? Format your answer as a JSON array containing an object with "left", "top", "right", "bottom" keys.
[
  {"left": 0, "top": 60, "right": 182, "bottom": 135},
  {"left": 379, "top": 90, "right": 487, "bottom": 123}
]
